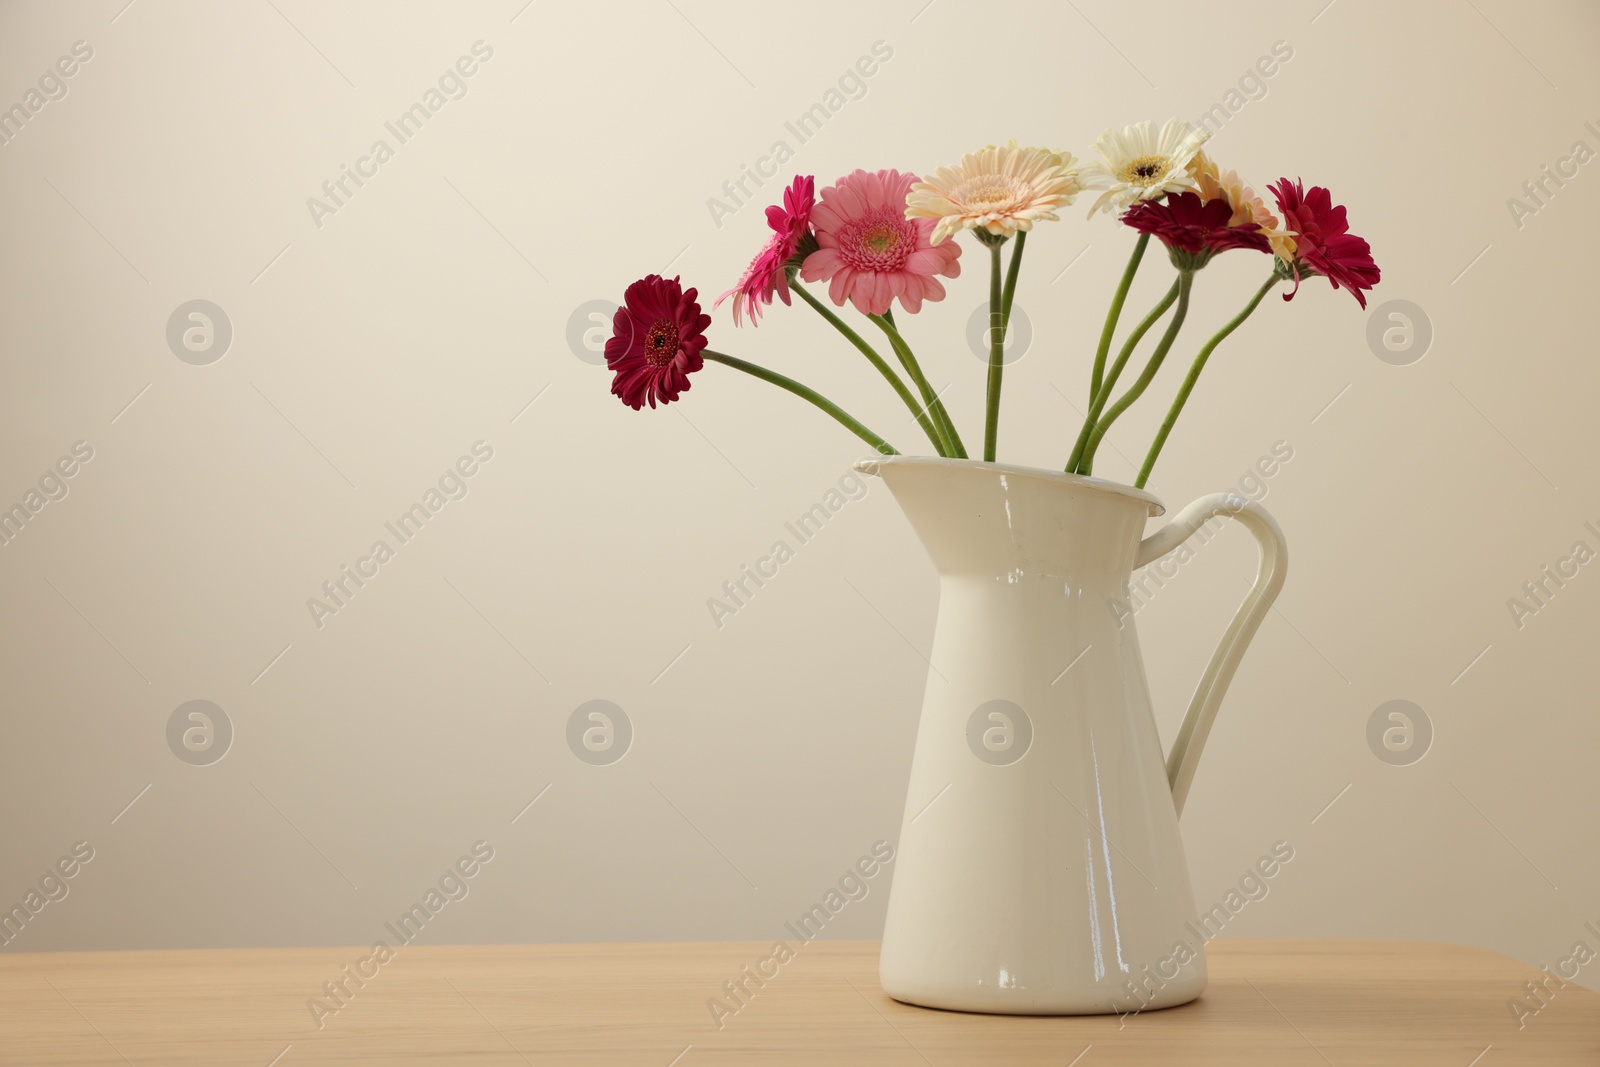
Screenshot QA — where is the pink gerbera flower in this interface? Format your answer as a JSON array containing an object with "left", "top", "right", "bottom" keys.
[
  {"left": 1268, "top": 178, "right": 1381, "bottom": 308},
  {"left": 1121, "top": 191, "right": 1269, "bottom": 269},
  {"left": 605, "top": 275, "right": 710, "bottom": 409},
  {"left": 716, "top": 175, "right": 815, "bottom": 327},
  {"left": 800, "top": 168, "right": 961, "bottom": 316}
]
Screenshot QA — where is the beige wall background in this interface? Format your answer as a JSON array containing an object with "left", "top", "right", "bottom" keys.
[{"left": 1, "top": 0, "right": 1597, "bottom": 993}]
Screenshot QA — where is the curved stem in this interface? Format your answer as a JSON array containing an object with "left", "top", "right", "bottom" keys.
[
  {"left": 983, "top": 240, "right": 1005, "bottom": 461},
  {"left": 979, "top": 230, "right": 1028, "bottom": 463},
  {"left": 871, "top": 314, "right": 965, "bottom": 459},
  {"left": 1066, "top": 277, "right": 1181, "bottom": 472},
  {"left": 1079, "top": 271, "right": 1193, "bottom": 475},
  {"left": 702, "top": 350, "right": 898, "bottom": 455},
  {"left": 1136, "top": 274, "right": 1280, "bottom": 489},
  {"left": 1090, "top": 233, "right": 1149, "bottom": 402},
  {"left": 790, "top": 280, "right": 946, "bottom": 455}
]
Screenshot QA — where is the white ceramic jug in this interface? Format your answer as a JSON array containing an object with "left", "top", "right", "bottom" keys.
[{"left": 857, "top": 455, "right": 1288, "bottom": 1015}]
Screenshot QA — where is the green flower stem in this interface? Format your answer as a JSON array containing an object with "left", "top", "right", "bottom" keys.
[
  {"left": 1089, "top": 233, "right": 1150, "bottom": 402},
  {"left": 702, "top": 350, "right": 898, "bottom": 455},
  {"left": 983, "top": 240, "right": 1005, "bottom": 462},
  {"left": 1078, "top": 271, "right": 1193, "bottom": 476},
  {"left": 963, "top": 231, "right": 1029, "bottom": 463},
  {"left": 1136, "top": 273, "right": 1280, "bottom": 489},
  {"left": 1001, "top": 229, "right": 1026, "bottom": 324},
  {"left": 1065, "top": 277, "right": 1181, "bottom": 472},
  {"left": 870, "top": 312, "right": 966, "bottom": 459},
  {"left": 791, "top": 279, "right": 946, "bottom": 455}
]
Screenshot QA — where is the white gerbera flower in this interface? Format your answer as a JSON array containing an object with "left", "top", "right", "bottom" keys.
[
  {"left": 906, "top": 141, "right": 1082, "bottom": 245},
  {"left": 1080, "top": 118, "right": 1209, "bottom": 216}
]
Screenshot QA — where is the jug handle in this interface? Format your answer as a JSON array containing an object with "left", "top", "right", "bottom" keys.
[{"left": 1135, "top": 492, "right": 1288, "bottom": 818}]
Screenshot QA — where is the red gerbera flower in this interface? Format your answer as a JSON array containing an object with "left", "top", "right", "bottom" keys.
[
  {"left": 605, "top": 275, "right": 710, "bottom": 409},
  {"left": 767, "top": 173, "right": 814, "bottom": 252},
  {"left": 1121, "top": 191, "right": 1269, "bottom": 268},
  {"left": 715, "top": 175, "right": 815, "bottom": 326},
  {"left": 1267, "top": 178, "right": 1380, "bottom": 308}
]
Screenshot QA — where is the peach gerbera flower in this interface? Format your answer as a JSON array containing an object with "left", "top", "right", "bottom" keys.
[
  {"left": 906, "top": 141, "right": 1081, "bottom": 245},
  {"left": 800, "top": 168, "right": 961, "bottom": 316},
  {"left": 1188, "top": 150, "right": 1297, "bottom": 261}
]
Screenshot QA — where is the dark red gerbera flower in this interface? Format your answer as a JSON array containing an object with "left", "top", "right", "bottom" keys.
[
  {"left": 605, "top": 275, "right": 710, "bottom": 409},
  {"left": 1121, "top": 191, "right": 1270, "bottom": 269},
  {"left": 1267, "top": 178, "right": 1380, "bottom": 308}
]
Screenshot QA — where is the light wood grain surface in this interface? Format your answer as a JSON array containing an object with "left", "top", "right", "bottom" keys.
[{"left": 1, "top": 939, "right": 1594, "bottom": 1065}]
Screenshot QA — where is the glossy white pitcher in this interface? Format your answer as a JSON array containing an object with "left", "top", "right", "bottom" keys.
[{"left": 857, "top": 456, "right": 1287, "bottom": 1015}]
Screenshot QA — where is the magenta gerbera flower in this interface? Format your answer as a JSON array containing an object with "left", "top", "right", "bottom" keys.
[
  {"left": 716, "top": 175, "right": 814, "bottom": 327},
  {"left": 605, "top": 275, "right": 710, "bottom": 409},
  {"left": 1268, "top": 178, "right": 1381, "bottom": 308},
  {"left": 800, "top": 168, "right": 961, "bottom": 316},
  {"left": 1120, "top": 191, "right": 1270, "bottom": 268}
]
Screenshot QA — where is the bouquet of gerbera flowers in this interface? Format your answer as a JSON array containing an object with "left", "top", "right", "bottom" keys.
[{"left": 600, "top": 119, "right": 1378, "bottom": 488}]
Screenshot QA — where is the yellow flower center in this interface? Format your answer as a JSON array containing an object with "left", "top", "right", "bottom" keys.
[
  {"left": 839, "top": 209, "right": 916, "bottom": 271},
  {"left": 862, "top": 225, "right": 899, "bottom": 254},
  {"left": 965, "top": 178, "right": 1015, "bottom": 206},
  {"left": 1122, "top": 155, "right": 1169, "bottom": 185}
]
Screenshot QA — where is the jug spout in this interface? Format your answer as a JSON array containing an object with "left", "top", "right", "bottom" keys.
[{"left": 855, "top": 456, "right": 1162, "bottom": 581}]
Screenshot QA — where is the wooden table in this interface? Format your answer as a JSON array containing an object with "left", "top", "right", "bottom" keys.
[{"left": 1, "top": 940, "right": 1595, "bottom": 1064}]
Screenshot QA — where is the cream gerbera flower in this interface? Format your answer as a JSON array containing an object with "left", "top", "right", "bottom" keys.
[
  {"left": 1188, "top": 150, "right": 1298, "bottom": 261},
  {"left": 906, "top": 140, "right": 1081, "bottom": 245},
  {"left": 1080, "top": 118, "right": 1209, "bottom": 216}
]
